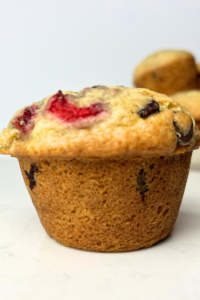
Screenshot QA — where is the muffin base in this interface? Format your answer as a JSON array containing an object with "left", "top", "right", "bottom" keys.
[{"left": 18, "top": 152, "right": 191, "bottom": 252}]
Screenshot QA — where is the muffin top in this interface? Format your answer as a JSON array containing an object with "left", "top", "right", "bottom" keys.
[
  {"left": 134, "top": 50, "right": 195, "bottom": 80},
  {"left": 0, "top": 86, "right": 198, "bottom": 158},
  {"left": 172, "top": 90, "right": 200, "bottom": 121}
]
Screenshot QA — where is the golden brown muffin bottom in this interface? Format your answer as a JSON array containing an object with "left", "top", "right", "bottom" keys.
[{"left": 18, "top": 152, "right": 191, "bottom": 252}]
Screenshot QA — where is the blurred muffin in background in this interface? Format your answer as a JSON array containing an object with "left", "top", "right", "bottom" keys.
[
  {"left": 172, "top": 90, "right": 200, "bottom": 130},
  {"left": 197, "top": 63, "right": 200, "bottom": 89},
  {"left": 134, "top": 50, "right": 197, "bottom": 95}
]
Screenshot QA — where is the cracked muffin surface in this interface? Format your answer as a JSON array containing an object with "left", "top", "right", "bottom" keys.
[{"left": 0, "top": 86, "right": 198, "bottom": 158}]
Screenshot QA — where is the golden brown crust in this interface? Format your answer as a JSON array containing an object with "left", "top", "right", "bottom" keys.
[
  {"left": 172, "top": 90, "right": 200, "bottom": 121},
  {"left": 134, "top": 50, "right": 197, "bottom": 95},
  {"left": 0, "top": 87, "right": 198, "bottom": 158},
  {"left": 0, "top": 128, "right": 20, "bottom": 154},
  {"left": 197, "top": 63, "right": 200, "bottom": 89},
  {"left": 18, "top": 152, "right": 191, "bottom": 252}
]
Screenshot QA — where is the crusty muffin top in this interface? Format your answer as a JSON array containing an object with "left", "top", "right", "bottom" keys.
[
  {"left": 0, "top": 86, "right": 198, "bottom": 158},
  {"left": 134, "top": 50, "right": 194, "bottom": 79}
]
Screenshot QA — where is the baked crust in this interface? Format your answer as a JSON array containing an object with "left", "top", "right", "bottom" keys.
[
  {"left": 0, "top": 87, "right": 198, "bottom": 158},
  {"left": 18, "top": 152, "right": 191, "bottom": 252},
  {"left": 134, "top": 50, "right": 197, "bottom": 95},
  {"left": 172, "top": 90, "right": 200, "bottom": 121}
]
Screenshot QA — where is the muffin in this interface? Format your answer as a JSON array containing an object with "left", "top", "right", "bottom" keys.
[
  {"left": 197, "top": 63, "right": 200, "bottom": 89},
  {"left": 172, "top": 90, "right": 200, "bottom": 130},
  {"left": 0, "top": 86, "right": 199, "bottom": 252},
  {"left": 134, "top": 50, "right": 197, "bottom": 95}
]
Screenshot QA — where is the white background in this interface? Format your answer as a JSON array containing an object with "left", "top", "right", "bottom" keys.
[{"left": 0, "top": 0, "right": 200, "bottom": 134}]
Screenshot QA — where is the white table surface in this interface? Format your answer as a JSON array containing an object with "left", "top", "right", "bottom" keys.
[{"left": 0, "top": 158, "right": 200, "bottom": 300}]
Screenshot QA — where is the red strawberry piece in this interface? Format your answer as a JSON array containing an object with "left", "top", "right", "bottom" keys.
[
  {"left": 13, "top": 105, "right": 39, "bottom": 134},
  {"left": 46, "top": 90, "right": 106, "bottom": 123}
]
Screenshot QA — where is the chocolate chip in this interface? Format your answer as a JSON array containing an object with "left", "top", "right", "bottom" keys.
[
  {"left": 174, "top": 122, "right": 193, "bottom": 146},
  {"left": 138, "top": 100, "right": 159, "bottom": 118},
  {"left": 173, "top": 111, "right": 193, "bottom": 146},
  {"left": 137, "top": 169, "right": 148, "bottom": 201},
  {"left": 151, "top": 72, "right": 163, "bottom": 82},
  {"left": 25, "top": 163, "right": 39, "bottom": 190},
  {"left": 91, "top": 85, "right": 108, "bottom": 89}
]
